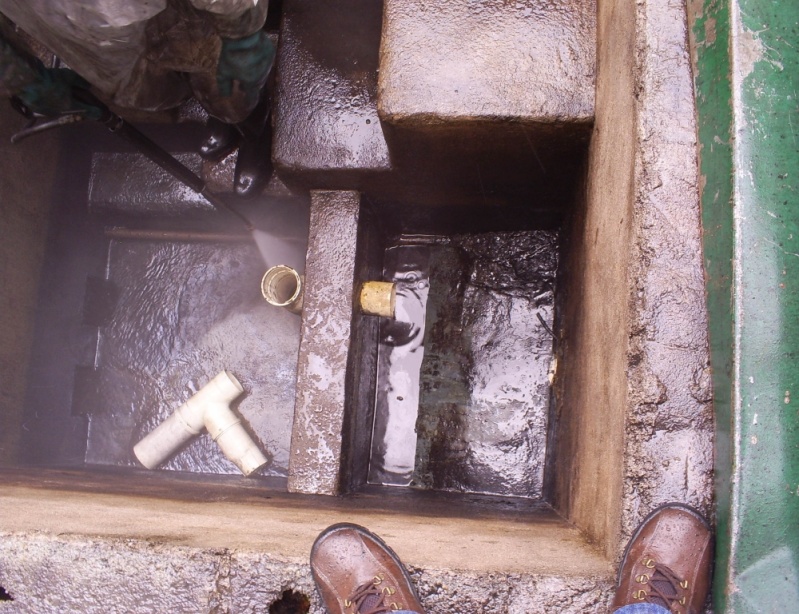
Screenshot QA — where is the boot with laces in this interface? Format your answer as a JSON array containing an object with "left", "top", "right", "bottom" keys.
[
  {"left": 311, "top": 523, "right": 425, "bottom": 614},
  {"left": 613, "top": 504, "right": 713, "bottom": 613}
]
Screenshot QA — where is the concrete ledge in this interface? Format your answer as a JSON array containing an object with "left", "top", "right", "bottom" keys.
[
  {"left": 0, "top": 484, "right": 610, "bottom": 576},
  {"left": 552, "top": 0, "right": 713, "bottom": 563},
  {"left": 378, "top": 0, "right": 596, "bottom": 126},
  {"left": 273, "top": 0, "right": 391, "bottom": 182},
  {"left": 0, "top": 475, "right": 613, "bottom": 613},
  {"left": 288, "top": 191, "right": 361, "bottom": 495}
]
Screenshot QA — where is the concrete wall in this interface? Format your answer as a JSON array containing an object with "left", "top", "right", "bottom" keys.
[
  {"left": 0, "top": 101, "right": 59, "bottom": 465},
  {"left": 0, "top": 477, "right": 613, "bottom": 613},
  {"left": 553, "top": 0, "right": 635, "bottom": 560},
  {"left": 554, "top": 0, "right": 714, "bottom": 559}
]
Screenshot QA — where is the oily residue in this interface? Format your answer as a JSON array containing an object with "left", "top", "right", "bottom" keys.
[
  {"left": 368, "top": 245, "right": 431, "bottom": 485},
  {"left": 368, "top": 231, "right": 558, "bottom": 499}
]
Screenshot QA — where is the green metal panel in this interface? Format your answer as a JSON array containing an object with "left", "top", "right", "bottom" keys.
[
  {"left": 691, "top": 0, "right": 799, "bottom": 611},
  {"left": 690, "top": 1, "right": 735, "bottom": 608}
]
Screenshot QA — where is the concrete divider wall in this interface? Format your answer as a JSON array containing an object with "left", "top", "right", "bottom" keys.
[{"left": 554, "top": 0, "right": 714, "bottom": 560}]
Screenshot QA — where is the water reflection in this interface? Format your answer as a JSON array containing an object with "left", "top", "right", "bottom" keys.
[
  {"left": 368, "top": 245, "right": 430, "bottom": 485},
  {"left": 367, "top": 232, "right": 558, "bottom": 498}
]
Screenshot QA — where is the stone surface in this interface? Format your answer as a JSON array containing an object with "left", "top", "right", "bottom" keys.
[
  {"left": 412, "top": 569, "right": 612, "bottom": 613},
  {"left": 288, "top": 191, "right": 361, "bottom": 495},
  {"left": 0, "top": 533, "right": 613, "bottom": 614},
  {"left": 378, "top": 0, "right": 596, "bottom": 125},
  {"left": 273, "top": 0, "right": 390, "bottom": 181},
  {"left": 621, "top": 0, "right": 714, "bottom": 550},
  {"left": 0, "top": 480, "right": 613, "bottom": 613},
  {"left": 553, "top": 0, "right": 714, "bottom": 561},
  {"left": 0, "top": 534, "right": 219, "bottom": 613}
]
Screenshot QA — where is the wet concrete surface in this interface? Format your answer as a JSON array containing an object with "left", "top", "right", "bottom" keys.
[
  {"left": 19, "top": 123, "right": 310, "bottom": 477},
  {"left": 273, "top": 0, "right": 391, "bottom": 181},
  {"left": 371, "top": 0, "right": 595, "bottom": 209},
  {"left": 288, "top": 191, "right": 362, "bottom": 495},
  {"left": 369, "top": 245, "right": 431, "bottom": 485},
  {"left": 368, "top": 232, "right": 558, "bottom": 499},
  {"left": 89, "top": 152, "right": 214, "bottom": 217},
  {"left": 84, "top": 239, "right": 300, "bottom": 477},
  {"left": 271, "top": 0, "right": 590, "bottom": 210}
]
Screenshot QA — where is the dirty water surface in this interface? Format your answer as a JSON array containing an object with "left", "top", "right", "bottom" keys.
[
  {"left": 85, "top": 239, "right": 301, "bottom": 477},
  {"left": 368, "top": 231, "right": 558, "bottom": 499}
]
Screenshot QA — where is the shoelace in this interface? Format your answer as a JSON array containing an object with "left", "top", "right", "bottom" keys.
[
  {"left": 344, "top": 578, "right": 400, "bottom": 614},
  {"left": 638, "top": 560, "right": 689, "bottom": 611}
]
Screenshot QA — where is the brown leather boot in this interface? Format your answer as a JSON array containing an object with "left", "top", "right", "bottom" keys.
[
  {"left": 613, "top": 504, "right": 713, "bottom": 614},
  {"left": 311, "top": 523, "right": 425, "bottom": 614}
]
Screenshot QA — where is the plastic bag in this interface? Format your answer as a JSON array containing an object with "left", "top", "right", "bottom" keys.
[{"left": 0, "top": 0, "right": 268, "bottom": 121}]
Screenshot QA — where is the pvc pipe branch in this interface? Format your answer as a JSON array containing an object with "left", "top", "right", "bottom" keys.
[{"left": 133, "top": 371, "right": 267, "bottom": 476}]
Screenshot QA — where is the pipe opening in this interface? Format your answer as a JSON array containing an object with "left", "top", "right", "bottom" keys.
[
  {"left": 261, "top": 265, "right": 303, "bottom": 312},
  {"left": 360, "top": 281, "right": 396, "bottom": 318},
  {"left": 224, "top": 370, "right": 244, "bottom": 393}
]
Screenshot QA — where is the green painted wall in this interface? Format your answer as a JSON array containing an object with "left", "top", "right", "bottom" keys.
[{"left": 691, "top": 0, "right": 799, "bottom": 611}]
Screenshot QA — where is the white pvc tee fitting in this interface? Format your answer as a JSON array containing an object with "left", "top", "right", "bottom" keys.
[{"left": 133, "top": 371, "right": 267, "bottom": 476}]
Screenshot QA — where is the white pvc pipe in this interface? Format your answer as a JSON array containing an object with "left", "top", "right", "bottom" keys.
[
  {"left": 133, "top": 371, "right": 267, "bottom": 476},
  {"left": 205, "top": 403, "right": 269, "bottom": 476}
]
